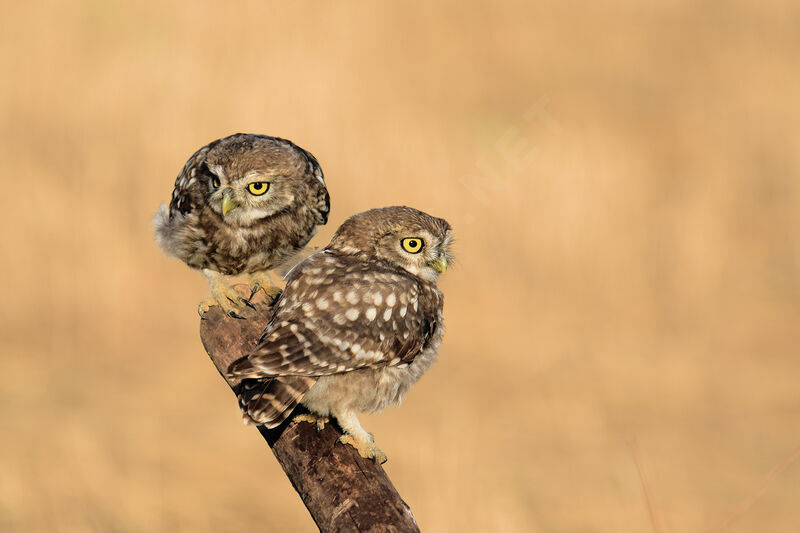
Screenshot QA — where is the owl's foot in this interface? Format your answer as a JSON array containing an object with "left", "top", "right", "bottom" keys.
[
  {"left": 294, "top": 413, "right": 330, "bottom": 432},
  {"left": 339, "top": 434, "right": 388, "bottom": 464},
  {"left": 248, "top": 271, "right": 282, "bottom": 304},
  {"left": 332, "top": 409, "right": 387, "bottom": 463},
  {"left": 199, "top": 269, "right": 252, "bottom": 319}
]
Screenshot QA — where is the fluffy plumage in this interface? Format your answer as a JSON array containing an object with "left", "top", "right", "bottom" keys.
[
  {"left": 154, "top": 133, "right": 330, "bottom": 315},
  {"left": 228, "top": 206, "right": 452, "bottom": 462}
]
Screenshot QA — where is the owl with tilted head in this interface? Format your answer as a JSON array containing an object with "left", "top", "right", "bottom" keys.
[
  {"left": 228, "top": 206, "right": 453, "bottom": 463},
  {"left": 154, "top": 134, "right": 330, "bottom": 317}
]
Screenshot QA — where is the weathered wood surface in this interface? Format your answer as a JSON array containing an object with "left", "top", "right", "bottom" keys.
[{"left": 199, "top": 289, "right": 420, "bottom": 532}]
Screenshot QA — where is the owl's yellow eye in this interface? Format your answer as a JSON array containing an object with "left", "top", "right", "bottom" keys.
[
  {"left": 211, "top": 176, "right": 220, "bottom": 188},
  {"left": 247, "top": 182, "right": 269, "bottom": 195},
  {"left": 401, "top": 237, "right": 424, "bottom": 254}
]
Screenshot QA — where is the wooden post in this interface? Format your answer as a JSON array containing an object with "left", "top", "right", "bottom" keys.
[{"left": 199, "top": 290, "right": 420, "bottom": 532}]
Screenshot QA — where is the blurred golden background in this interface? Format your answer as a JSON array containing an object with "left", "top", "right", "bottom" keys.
[{"left": 2, "top": 1, "right": 799, "bottom": 531}]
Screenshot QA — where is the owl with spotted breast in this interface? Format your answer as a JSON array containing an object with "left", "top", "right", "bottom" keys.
[
  {"left": 228, "top": 206, "right": 452, "bottom": 463},
  {"left": 154, "top": 133, "right": 330, "bottom": 317}
]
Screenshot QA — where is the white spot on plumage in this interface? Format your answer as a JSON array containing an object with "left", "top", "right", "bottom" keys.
[
  {"left": 316, "top": 298, "right": 329, "bottom": 310},
  {"left": 332, "top": 291, "right": 344, "bottom": 303},
  {"left": 333, "top": 314, "right": 347, "bottom": 325},
  {"left": 399, "top": 306, "right": 407, "bottom": 317},
  {"left": 345, "top": 308, "right": 359, "bottom": 321},
  {"left": 386, "top": 294, "right": 396, "bottom": 307},
  {"left": 302, "top": 302, "right": 313, "bottom": 312},
  {"left": 365, "top": 307, "right": 377, "bottom": 321},
  {"left": 383, "top": 308, "right": 392, "bottom": 321},
  {"left": 373, "top": 293, "right": 383, "bottom": 306},
  {"left": 290, "top": 324, "right": 299, "bottom": 333},
  {"left": 346, "top": 291, "right": 359, "bottom": 304}
]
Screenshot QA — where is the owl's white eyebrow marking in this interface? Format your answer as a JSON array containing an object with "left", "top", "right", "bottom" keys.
[
  {"left": 243, "top": 170, "right": 264, "bottom": 180},
  {"left": 208, "top": 164, "right": 225, "bottom": 180}
]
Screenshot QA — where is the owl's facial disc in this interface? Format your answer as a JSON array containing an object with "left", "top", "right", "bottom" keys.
[{"left": 379, "top": 229, "right": 452, "bottom": 282}]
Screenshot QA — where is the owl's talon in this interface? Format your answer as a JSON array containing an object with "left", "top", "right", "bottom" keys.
[
  {"left": 294, "top": 413, "right": 329, "bottom": 432},
  {"left": 268, "top": 290, "right": 283, "bottom": 306},
  {"left": 241, "top": 298, "right": 257, "bottom": 310},
  {"left": 248, "top": 272, "right": 282, "bottom": 303},
  {"left": 339, "top": 434, "right": 388, "bottom": 464},
  {"left": 198, "top": 270, "right": 255, "bottom": 318},
  {"left": 248, "top": 283, "right": 261, "bottom": 302}
]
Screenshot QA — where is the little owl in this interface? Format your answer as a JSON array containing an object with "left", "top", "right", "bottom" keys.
[
  {"left": 228, "top": 206, "right": 452, "bottom": 463},
  {"left": 154, "top": 133, "right": 330, "bottom": 317}
]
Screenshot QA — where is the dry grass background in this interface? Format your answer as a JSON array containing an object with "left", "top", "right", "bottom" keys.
[{"left": 1, "top": 1, "right": 799, "bottom": 531}]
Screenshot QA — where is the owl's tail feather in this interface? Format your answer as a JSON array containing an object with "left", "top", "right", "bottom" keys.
[{"left": 234, "top": 376, "right": 316, "bottom": 428}]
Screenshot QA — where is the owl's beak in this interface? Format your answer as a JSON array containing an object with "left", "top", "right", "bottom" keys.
[
  {"left": 428, "top": 255, "right": 448, "bottom": 274},
  {"left": 222, "top": 195, "right": 239, "bottom": 216}
]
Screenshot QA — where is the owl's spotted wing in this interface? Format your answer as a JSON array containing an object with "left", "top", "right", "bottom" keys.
[
  {"left": 228, "top": 252, "right": 441, "bottom": 380},
  {"left": 168, "top": 146, "right": 212, "bottom": 217}
]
